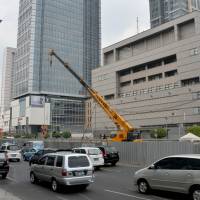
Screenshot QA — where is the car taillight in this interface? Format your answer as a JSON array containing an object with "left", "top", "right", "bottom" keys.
[
  {"left": 61, "top": 169, "right": 68, "bottom": 176},
  {"left": 103, "top": 152, "right": 107, "bottom": 157}
]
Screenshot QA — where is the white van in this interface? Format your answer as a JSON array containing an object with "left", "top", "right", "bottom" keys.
[
  {"left": 30, "top": 152, "right": 94, "bottom": 192},
  {"left": 1, "top": 143, "right": 21, "bottom": 162},
  {"left": 72, "top": 147, "right": 104, "bottom": 169}
]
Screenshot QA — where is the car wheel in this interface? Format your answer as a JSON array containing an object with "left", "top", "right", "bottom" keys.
[
  {"left": 51, "top": 179, "right": 59, "bottom": 192},
  {"left": 111, "top": 162, "right": 117, "bottom": 166},
  {"left": 17, "top": 159, "right": 20, "bottom": 162},
  {"left": 2, "top": 173, "right": 7, "bottom": 179},
  {"left": 138, "top": 179, "right": 150, "bottom": 194},
  {"left": 191, "top": 186, "right": 200, "bottom": 200},
  {"left": 79, "top": 184, "right": 89, "bottom": 190},
  {"left": 30, "top": 172, "right": 37, "bottom": 184}
]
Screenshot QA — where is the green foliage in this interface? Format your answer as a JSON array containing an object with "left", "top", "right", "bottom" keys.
[
  {"left": 52, "top": 132, "right": 62, "bottom": 138},
  {"left": 44, "top": 132, "right": 50, "bottom": 139},
  {"left": 62, "top": 131, "right": 71, "bottom": 139},
  {"left": 150, "top": 128, "right": 167, "bottom": 139},
  {"left": 14, "top": 134, "right": 21, "bottom": 138},
  {"left": 187, "top": 125, "right": 200, "bottom": 137}
]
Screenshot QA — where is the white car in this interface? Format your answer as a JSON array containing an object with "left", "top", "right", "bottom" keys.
[
  {"left": 1, "top": 143, "right": 21, "bottom": 162},
  {"left": 134, "top": 154, "right": 200, "bottom": 200},
  {"left": 72, "top": 147, "right": 104, "bottom": 169}
]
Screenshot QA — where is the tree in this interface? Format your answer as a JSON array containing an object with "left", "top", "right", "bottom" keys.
[
  {"left": 150, "top": 128, "right": 167, "bottom": 139},
  {"left": 52, "top": 132, "right": 62, "bottom": 138},
  {"left": 62, "top": 130, "right": 71, "bottom": 139},
  {"left": 187, "top": 125, "right": 200, "bottom": 137}
]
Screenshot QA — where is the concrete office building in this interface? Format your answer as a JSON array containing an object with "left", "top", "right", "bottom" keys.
[
  {"left": 0, "top": 47, "right": 16, "bottom": 132},
  {"left": 1, "top": 47, "right": 16, "bottom": 112},
  {"left": 11, "top": 0, "right": 100, "bottom": 134},
  {"left": 150, "top": 0, "right": 200, "bottom": 28},
  {"left": 90, "top": 12, "right": 200, "bottom": 139}
]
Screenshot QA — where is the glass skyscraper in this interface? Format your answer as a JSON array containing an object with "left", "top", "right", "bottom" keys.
[
  {"left": 14, "top": 0, "right": 100, "bottom": 132},
  {"left": 150, "top": 0, "right": 200, "bottom": 28}
]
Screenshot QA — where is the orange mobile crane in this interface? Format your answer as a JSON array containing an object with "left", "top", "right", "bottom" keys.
[{"left": 48, "top": 49, "right": 141, "bottom": 142}]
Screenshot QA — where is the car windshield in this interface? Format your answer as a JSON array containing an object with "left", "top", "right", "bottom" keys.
[
  {"left": 7, "top": 145, "right": 20, "bottom": 151},
  {"left": 105, "top": 147, "right": 117, "bottom": 153},
  {"left": 88, "top": 148, "right": 101, "bottom": 155},
  {"left": 68, "top": 156, "right": 90, "bottom": 168}
]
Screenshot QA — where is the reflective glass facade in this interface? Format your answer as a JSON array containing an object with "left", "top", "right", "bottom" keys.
[
  {"left": 150, "top": 0, "right": 200, "bottom": 28},
  {"left": 14, "top": 0, "right": 100, "bottom": 98},
  {"left": 14, "top": 0, "right": 100, "bottom": 132}
]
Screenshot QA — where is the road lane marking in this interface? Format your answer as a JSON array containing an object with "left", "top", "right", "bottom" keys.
[
  {"left": 101, "top": 168, "right": 121, "bottom": 173},
  {"left": 105, "top": 189, "right": 155, "bottom": 200},
  {"left": 7, "top": 176, "right": 18, "bottom": 183},
  {"left": 0, "top": 188, "right": 22, "bottom": 200},
  {"left": 78, "top": 193, "right": 92, "bottom": 200},
  {"left": 56, "top": 196, "right": 70, "bottom": 200}
]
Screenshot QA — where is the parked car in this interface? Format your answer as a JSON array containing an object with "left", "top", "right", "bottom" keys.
[
  {"left": 22, "top": 148, "right": 37, "bottom": 161},
  {"left": 22, "top": 141, "right": 44, "bottom": 151},
  {"left": 98, "top": 146, "right": 119, "bottom": 166},
  {"left": 30, "top": 152, "right": 94, "bottom": 192},
  {"left": 29, "top": 148, "right": 57, "bottom": 166},
  {"left": 0, "top": 143, "right": 21, "bottom": 162},
  {"left": 134, "top": 154, "right": 200, "bottom": 200},
  {"left": 72, "top": 147, "right": 104, "bottom": 169},
  {"left": 0, "top": 150, "right": 9, "bottom": 179}
]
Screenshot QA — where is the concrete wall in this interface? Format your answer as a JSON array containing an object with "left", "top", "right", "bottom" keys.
[{"left": 90, "top": 12, "right": 200, "bottom": 138}]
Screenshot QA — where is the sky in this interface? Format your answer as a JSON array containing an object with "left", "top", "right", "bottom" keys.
[{"left": 0, "top": 0, "right": 150, "bottom": 68}]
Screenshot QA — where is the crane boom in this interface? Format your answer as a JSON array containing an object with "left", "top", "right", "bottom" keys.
[{"left": 48, "top": 49, "right": 137, "bottom": 141}]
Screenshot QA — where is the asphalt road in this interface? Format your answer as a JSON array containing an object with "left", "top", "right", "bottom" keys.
[{"left": 0, "top": 161, "right": 188, "bottom": 200}]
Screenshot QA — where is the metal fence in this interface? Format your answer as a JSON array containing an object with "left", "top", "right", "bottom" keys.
[
  {"left": 1, "top": 139, "right": 200, "bottom": 167},
  {"left": 112, "top": 141, "right": 200, "bottom": 167}
]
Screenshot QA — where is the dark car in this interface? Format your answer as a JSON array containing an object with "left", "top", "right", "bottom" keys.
[
  {"left": 98, "top": 146, "right": 119, "bottom": 166},
  {"left": 29, "top": 148, "right": 56, "bottom": 166},
  {"left": 22, "top": 148, "right": 37, "bottom": 161},
  {"left": 0, "top": 151, "right": 9, "bottom": 179}
]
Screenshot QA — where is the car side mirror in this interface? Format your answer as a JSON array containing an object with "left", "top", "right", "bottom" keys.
[{"left": 148, "top": 165, "right": 156, "bottom": 170}]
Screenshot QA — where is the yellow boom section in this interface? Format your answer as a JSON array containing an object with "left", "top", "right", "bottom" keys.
[{"left": 48, "top": 49, "right": 135, "bottom": 141}]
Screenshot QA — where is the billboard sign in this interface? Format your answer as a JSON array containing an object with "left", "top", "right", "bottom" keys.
[{"left": 30, "top": 96, "right": 45, "bottom": 107}]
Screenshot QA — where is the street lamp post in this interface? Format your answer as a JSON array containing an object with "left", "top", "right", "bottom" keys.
[{"left": 165, "top": 117, "right": 168, "bottom": 139}]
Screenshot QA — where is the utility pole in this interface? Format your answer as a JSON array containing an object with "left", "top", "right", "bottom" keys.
[{"left": 137, "top": 17, "right": 139, "bottom": 34}]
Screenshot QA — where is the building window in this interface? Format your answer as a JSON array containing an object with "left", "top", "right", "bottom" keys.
[
  {"left": 104, "top": 94, "right": 114, "bottom": 100},
  {"left": 120, "top": 81, "right": 131, "bottom": 87},
  {"left": 193, "top": 108, "right": 200, "bottom": 114},
  {"left": 165, "top": 70, "right": 178, "bottom": 77},
  {"left": 132, "top": 65, "right": 146, "bottom": 73},
  {"left": 164, "top": 55, "right": 177, "bottom": 65},
  {"left": 181, "top": 77, "right": 200, "bottom": 86},
  {"left": 133, "top": 77, "right": 146, "bottom": 85},
  {"left": 148, "top": 73, "right": 162, "bottom": 81},
  {"left": 147, "top": 60, "right": 162, "bottom": 69},
  {"left": 192, "top": 92, "right": 200, "bottom": 100},
  {"left": 119, "top": 69, "right": 131, "bottom": 76}
]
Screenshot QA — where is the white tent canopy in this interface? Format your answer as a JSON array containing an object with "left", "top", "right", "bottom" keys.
[{"left": 179, "top": 133, "right": 200, "bottom": 142}]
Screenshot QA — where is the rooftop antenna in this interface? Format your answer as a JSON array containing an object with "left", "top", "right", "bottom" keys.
[{"left": 137, "top": 16, "right": 139, "bottom": 34}]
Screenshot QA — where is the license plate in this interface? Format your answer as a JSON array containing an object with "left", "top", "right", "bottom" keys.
[
  {"left": 11, "top": 154, "right": 16, "bottom": 157},
  {"left": 94, "top": 158, "right": 99, "bottom": 161},
  {"left": 75, "top": 171, "right": 85, "bottom": 176}
]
